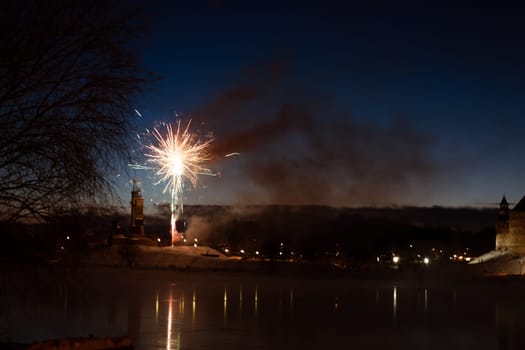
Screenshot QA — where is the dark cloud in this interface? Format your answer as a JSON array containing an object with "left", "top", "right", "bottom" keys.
[
  {"left": 209, "top": 103, "right": 311, "bottom": 158},
  {"left": 243, "top": 117, "right": 435, "bottom": 206},
  {"left": 193, "top": 60, "right": 287, "bottom": 127},
  {"left": 194, "top": 61, "right": 438, "bottom": 206}
]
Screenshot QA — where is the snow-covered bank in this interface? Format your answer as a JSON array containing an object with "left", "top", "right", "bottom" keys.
[
  {"left": 84, "top": 244, "right": 232, "bottom": 270},
  {"left": 81, "top": 243, "right": 350, "bottom": 276}
]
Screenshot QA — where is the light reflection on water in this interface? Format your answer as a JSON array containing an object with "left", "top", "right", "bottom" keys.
[
  {"left": 254, "top": 284, "right": 258, "bottom": 318},
  {"left": 393, "top": 285, "right": 397, "bottom": 326},
  {"left": 4, "top": 268, "right": 525, "bottom": 349},
  {"left": 223, "top": 286, "right": 227, "bottom": 324}
]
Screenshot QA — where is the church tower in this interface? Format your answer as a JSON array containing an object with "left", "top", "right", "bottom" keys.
[
  {"left": 494, "top": 194, "right": 525, "bottom": 255},
  {"left": 130, "top": 179, "right": 144, "bottom": 236},
  {"left": 508, "top": 195, "right": 525, "bottom": 255},
  {"left": 499, "top": 195, "right": 509, "bottom": 220}
]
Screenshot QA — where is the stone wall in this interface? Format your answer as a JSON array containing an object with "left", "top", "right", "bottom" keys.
[
  {"left": 506, "top": 212, "right": 525, "bottom": 255},
  {"left": 496, "top": 221, "right": 510, "bottom": 251}
]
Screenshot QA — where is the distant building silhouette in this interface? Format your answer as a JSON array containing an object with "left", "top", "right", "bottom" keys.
[
  {"left": 130, "top": 180, "right": 144, "bottom": 235},
  {"left": 495, "top": 195, "right": 525, "bottom": 254}
]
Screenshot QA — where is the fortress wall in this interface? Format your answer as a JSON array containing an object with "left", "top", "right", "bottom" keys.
[
  {"left": 508, "top": 212, "right": 525, "bottom": 255},
  {"left": 496, "top": 222, "right": 510, "bottom": 251}
]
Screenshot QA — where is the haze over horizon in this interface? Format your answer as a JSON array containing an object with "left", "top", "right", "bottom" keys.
[{"left": 120, "top": 1, "right": 525, "bottom": 210}]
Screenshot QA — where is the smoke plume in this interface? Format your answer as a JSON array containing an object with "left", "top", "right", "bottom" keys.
[{"left": 193, "top": 61, "right": 437, "bottom": 207}]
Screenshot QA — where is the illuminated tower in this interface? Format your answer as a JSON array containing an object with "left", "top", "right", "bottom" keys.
[
  {"left": 495, "top": 195, "right": 509, "bottom": 251},
  {"left": 508, "top": 196, "right": 525, "bottom": 255},
  {"left": 499, "top": 195, "right": 509, "bottom": 218},
  {"left": 494, "top": 194, "right": 525, "bottom": 255},
  {"left": 130, "top": 179, "right": 144, "bottom": 235}
]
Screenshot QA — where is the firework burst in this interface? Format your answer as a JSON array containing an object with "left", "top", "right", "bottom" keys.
[{"left": 143, "top": 119, "right": 213, "bottom": 245}]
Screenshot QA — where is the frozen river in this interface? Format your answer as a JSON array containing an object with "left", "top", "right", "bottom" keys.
[{"left": 3, "top": 266, "right": 525, "bottom": 349}]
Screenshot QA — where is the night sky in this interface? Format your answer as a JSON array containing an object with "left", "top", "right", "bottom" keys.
[{"left": 123, "top": 1, "right": 525, "bottom": 209}]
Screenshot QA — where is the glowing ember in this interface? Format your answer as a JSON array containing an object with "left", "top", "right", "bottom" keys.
[{"left": 144, "top": 120, "right": 213, "bottom": 245}]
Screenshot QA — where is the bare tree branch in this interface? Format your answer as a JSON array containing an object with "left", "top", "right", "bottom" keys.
[{"left": 0, "top": 0, "right": 151, "bottom": 222}]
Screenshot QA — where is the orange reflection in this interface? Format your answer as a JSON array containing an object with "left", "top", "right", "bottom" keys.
[
  {"left": 192, "top": 289, "right": 196, "bottom": 322},
  {"left": 223, "top": 287, "right": 228, "bottom": 323},
  {"left": 393, "top": 286, "right": 397, "bottom": 325},
  {"left": 167, "top": 287, "right": 173, "bottom": 350},
  {"left": 254, "top": 284, "right": 258, "bottom": 319},
  {"left": 239, "top": 286, "right": 243, "bottom": 318},
  {"left": 155, "top": 291, "right": 159, "bottom": 322},
  {"left": 166, "top": 285, "right": 181, "bottom": 350}
]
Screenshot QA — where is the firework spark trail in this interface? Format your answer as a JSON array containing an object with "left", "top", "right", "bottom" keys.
[
  {"left": 225, "top": 152, "right": 240, "bottom": 157},
  {"left": 144, "top": 120, "right": 213, "bottom": 245}
]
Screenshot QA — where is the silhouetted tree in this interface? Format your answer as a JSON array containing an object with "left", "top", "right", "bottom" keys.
[{"left": 0, "top": 0, "right": 150, "bottom": 222}]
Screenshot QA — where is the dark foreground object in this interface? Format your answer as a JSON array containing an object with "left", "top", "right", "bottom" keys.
[{"left": 1, "top": 336, "right": 133, "bottom": 350}]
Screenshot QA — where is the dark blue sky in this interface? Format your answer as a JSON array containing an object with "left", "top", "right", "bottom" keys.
[{"left": 123, "top": 1, "right": 525, "bottom": 208}]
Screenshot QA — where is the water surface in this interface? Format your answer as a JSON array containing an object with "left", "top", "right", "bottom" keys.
[{"left": 3, "top": 267, "right": 525, "bottom": 350}]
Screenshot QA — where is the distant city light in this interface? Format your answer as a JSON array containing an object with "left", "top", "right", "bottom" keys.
[
  {"left": 240, "top": 249, "right": 245, "bottom": 254},
  {"left": 393, "top": 256, "right": 400, "bottom": 264},
  {"left": 423, "top": 257, "right": 430, "bottom": 265}
]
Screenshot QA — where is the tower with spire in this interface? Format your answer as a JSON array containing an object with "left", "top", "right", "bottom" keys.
[
  {"left": 130, "top": 179, "right": 144, "bottom": 236},
  {"left": 495, "top": 194, "right": 525, "bottom": 255},
  {"left": 495, "top": 195, "right": 510, "bottom": 251},
  {"left": 499, "top": 195, "right": 509, "bottom": 218}
]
